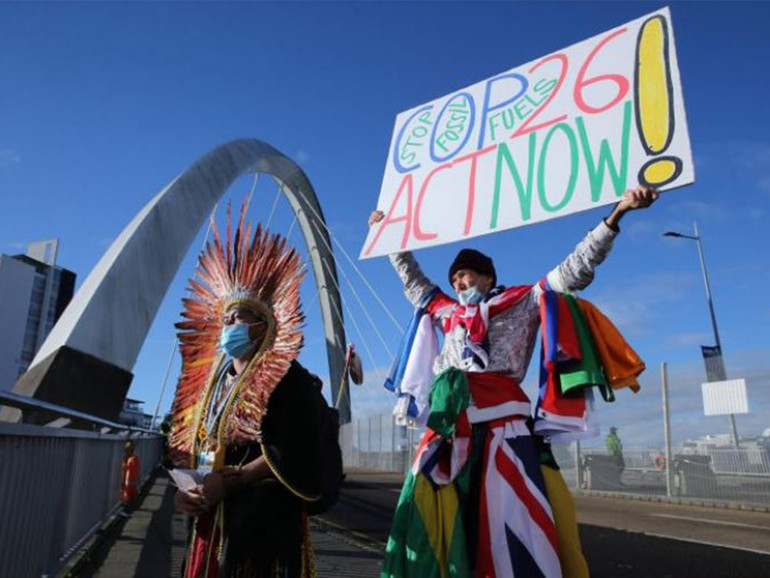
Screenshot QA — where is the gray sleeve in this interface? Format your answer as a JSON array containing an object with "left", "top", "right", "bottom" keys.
[
  {"left": 533, "top": 221, "right": 618, "bottom": 298},
  {"left": 388, "top": 251, "right": 439, "bottom": 308}
]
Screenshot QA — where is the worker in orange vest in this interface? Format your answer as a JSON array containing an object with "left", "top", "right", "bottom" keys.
[{"left": 121, "top": 440, "right": 140, "bottom": 504}]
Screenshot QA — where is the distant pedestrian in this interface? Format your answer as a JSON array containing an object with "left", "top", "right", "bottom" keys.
[
  {"left": 121, "top": 440, "right": 140, "bottom": 504},
  {"left": 605, "top": 426, "right": 625, "bottom": 469}
]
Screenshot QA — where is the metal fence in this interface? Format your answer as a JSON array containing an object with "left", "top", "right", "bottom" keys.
[
  {"left": 339, "top": 413, "right": 421, "bottom": 474},
  {"left": 0, "top": 422, "right": 164, "bottom": 577},
  {"left": 554, "top": 444, "right": 770, "bottom": 508},
  {"left": 340, "top": 414, "right": 770, "bottom": 509}
]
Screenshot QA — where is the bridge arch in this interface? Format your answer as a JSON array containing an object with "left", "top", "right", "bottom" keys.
[{"left": 9, "top": 139, "right": 350, "bottom": 424}]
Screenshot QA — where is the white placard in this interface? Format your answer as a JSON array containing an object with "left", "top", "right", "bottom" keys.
[
  {"left": 361, "top": 6, "right": 693, "bottom": 259},
  {"left": 702, "top": 379, "right": 749, "bottom": 416},
  {"left": 167, "top": 468, "right": 206, "bottom": 493}
]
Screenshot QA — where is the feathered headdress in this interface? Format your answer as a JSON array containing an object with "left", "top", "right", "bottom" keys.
[{"left": 168, "top": 201, "right": 304, "bottom": 466}]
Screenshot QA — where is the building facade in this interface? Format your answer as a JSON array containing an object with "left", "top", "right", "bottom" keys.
[
  {"left": 118, "top": 398, "right": 154, "bottom": 430},
  {"left": 0, "top": 240, "right": 76, "bottom": 391}
]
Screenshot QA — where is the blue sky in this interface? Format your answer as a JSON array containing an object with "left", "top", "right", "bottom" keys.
[{"left": 1, "top": 1, "right": 768, "bottom": 447}]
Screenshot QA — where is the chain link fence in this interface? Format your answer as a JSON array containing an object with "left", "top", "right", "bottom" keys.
[{"left": 340, "top": 414, "right": 770, "bottom": 509}]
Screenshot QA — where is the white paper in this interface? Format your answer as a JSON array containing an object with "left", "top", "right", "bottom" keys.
[{"left": 167, "top": 468, "right": 206, "bottom": 493}]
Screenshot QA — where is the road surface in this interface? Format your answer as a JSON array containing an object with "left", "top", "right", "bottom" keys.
[{"left": 325, "top": 469, "right": 770, "bottom": 577}]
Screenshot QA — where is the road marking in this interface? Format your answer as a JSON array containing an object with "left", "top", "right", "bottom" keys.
[
  {"left": 649, "top": 513, "right": 770, "bottom": 531},
  {"left": 643, "top": 532, "right": 770, "bottom": 556}
]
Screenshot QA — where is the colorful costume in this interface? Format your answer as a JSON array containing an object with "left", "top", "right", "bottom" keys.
[
  {"left": 383, "top": 221, "right": 642, "bottom": 578},
  {"left": 169, "top": 203, "right": 321, "bottom": 578}
]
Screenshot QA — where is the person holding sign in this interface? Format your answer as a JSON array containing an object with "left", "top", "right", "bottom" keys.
[
  {"left": 168, "top": 204, "right": 328, "bottom": 578},
  {"left": 371, "top": 185, "right": 656, "bottom": 578}
]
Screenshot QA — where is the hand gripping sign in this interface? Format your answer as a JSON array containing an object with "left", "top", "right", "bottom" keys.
[{"left": 361, "top": 7, "right": 693, "bottom": 259}]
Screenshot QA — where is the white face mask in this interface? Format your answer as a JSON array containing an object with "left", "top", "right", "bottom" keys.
[{"left": 458, "top": 285, "right": 485, "bottom": 305}]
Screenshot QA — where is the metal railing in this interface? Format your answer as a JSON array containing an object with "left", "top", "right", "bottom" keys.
[
  {"left": 339, "top": 414, "right": 422, "bottom": 474},
  {"left": 550, "top": 444, "right": 770, "bottom": 508},
  {"left": 0, "top": 391, "right": 165, "bottom": 577},
  {"left": 340, "top": 414, "right": 770, "bottom": 509},
  {"left": 708, "top": 448, "right": 770, "bottom": 477}
]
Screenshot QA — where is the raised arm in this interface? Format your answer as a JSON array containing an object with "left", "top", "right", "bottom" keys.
[
  {"left": 369, "top": 211, "right": 438, "bottom": 308},
  {"left": 540, "top": 221, "right": 617, "bottom": 295},
  {"left": 536, "top": 186, "right": 659, "bottom": 296}
]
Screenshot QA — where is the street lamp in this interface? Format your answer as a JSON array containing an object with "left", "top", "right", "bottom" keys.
[{"left": 663, "top": 221, "right": 739, "bottom": 447}]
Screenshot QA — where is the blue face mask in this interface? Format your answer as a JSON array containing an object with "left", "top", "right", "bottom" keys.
[
  {"left": 220, "top": 324, "right": 256, "bottom": 358},
  {"left": 458, "top": 285, "right": 485, "bottom": 306}
]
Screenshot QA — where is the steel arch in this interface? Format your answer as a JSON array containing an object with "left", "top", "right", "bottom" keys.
[{"left": 18, "top": 139, "right": 351, "bottom": 423}]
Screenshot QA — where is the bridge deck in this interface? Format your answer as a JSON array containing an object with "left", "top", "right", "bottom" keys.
[
  {"left": 90, "top": 469, "right": 770, "bottom": 578},
  {"left": 92, "top": 473, "right": 383, "bottom": 578}
]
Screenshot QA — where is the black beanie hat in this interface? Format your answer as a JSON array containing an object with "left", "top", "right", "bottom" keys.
[{"left": 448, "top": 249, "right": 497, "bottom": 287}]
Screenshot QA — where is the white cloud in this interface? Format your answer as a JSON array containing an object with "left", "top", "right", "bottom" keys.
[
  {"left": 624, "top": 218, "right": 657, "bottom": 241},
  {"left": 316, "top": 365, "right": 396, "bottom": 419},
  {"left": 348, "top": 366, "right": 396, "bottom": 418},
  {"left": 591, "top": 271, "right": 698, "bottom": 336}
]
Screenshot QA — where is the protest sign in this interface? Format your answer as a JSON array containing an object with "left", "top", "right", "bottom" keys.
[{"left": 361, "top": 7, "right": 693, "bottom": 259}]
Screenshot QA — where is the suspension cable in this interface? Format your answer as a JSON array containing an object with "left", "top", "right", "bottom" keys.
[
  {"left": 309, "top": 219, "right": 395, "bottom": 360},
  {"left": 302, "top": 235, "right": 384, "bottom": 392},
  {"left": 292, "top": 187, "right": 404, "bottom": 333},
  {"left": 274, "top": 184, "right": 384, "bottom": 364},
  {"left": 317, "top": 254, "right": 382, "bottom": 393},
  {"left": 264, "top": 182, "right": 282, "bottom": 230},
  {"left": 151, "top": 170, "right": 261, "bottom": 428},
  {"left": 244, "top": 171, "right": 260, "bottom": 214},
  {"left": 312, "top": 261, "right": 373, "bottom": 410},
  {"left": 286, "top": 210, "right": 299, "bottom": 241},
  {"left": 269, "top": 183, "right": 396, "bottom": 408},
  {"left": 151, "top": 201, "right": 220, "bottom": 429}
]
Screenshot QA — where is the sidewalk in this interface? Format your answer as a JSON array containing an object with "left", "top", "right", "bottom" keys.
[
  {"left": 93, "top": 475, "right": 186, "bottom": 577},
  {"left": 91, "top": 472, "right": 383, "bottom": 578}
]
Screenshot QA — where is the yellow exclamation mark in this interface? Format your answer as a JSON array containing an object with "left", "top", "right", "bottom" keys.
[{"left": 635, "top": 14, "right": 682, "bottom": 188}]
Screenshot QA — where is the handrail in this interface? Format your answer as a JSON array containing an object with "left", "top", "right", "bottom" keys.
[
  {"left": 0, "top": 411, "right": 165, "bottom": 577},
  {"left": 0, "top": 390, "right": 158, "bottom": 435}
]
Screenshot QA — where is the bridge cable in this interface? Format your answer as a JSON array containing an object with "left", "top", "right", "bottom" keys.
[
  {"left": 150, "top": 201, "right": 222, "bottom": 429},
  {"left": 150, "top": 170, "right": 262, "bottom": 428},
  {"left": 270, "top": 183, "right": 396, "bottom": 412},
  {"left": 316, "top": 254, "right": 382, "bottom": 408},
  {"left": 264, "top": 182, "right": 282, "bottom": 230},
  {"left": 273, "top": 185, "right": 390, "bottom": 368},
  {"left": 286, "top": 211, "right": 299, "bottom": 241},
  {"left": 287, "top": 196, "right": 396, "bottom": 362},
  {"left": 292, "top": 187, "right": 404, "bottom": 334},
  {"left": 243, "top": 171, "right": 260, "bottom": 215},
  {"left": 309, "top": 219, "right": 395, "bottom": 360}
]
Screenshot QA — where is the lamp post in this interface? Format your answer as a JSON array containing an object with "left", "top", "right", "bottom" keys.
[{"left": 663, "top": 221, "right": 739, "bottom": 447}]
